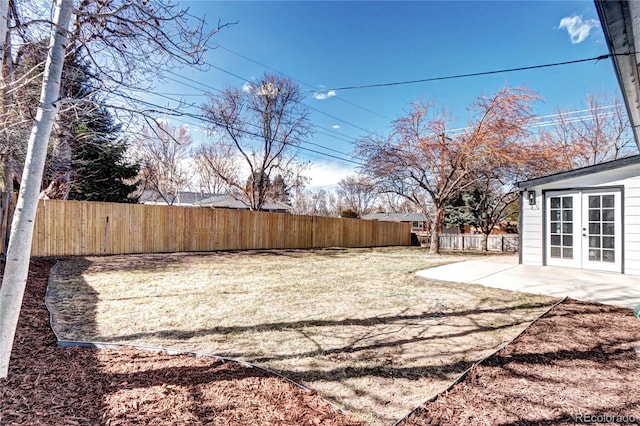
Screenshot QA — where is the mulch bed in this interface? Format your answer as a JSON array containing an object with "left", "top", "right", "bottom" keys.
[{"left": 1, "top": 260, "right": 639, "bottom": 425}]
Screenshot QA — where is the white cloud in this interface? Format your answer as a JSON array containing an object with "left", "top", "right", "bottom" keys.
[
  {"left": 305, "top": 160, "right": 356, "bottom": 188},
  {"left": 313, "top": 89, "right": 337, "bottom": 100},
  {"left": 242, "top": 81, "right": 253, "bottom": 92},
  {"left": 331, "top": 125, "right": 341, "bottom": 129},
  {"left": 559, "top": 15, "right": 600, "bottom": 44}
]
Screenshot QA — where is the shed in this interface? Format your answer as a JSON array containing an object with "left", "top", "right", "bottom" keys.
[{"left": 518, "top": 155, "right": 640, "bottom": 276}]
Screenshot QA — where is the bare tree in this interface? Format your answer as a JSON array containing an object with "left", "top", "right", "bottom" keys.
[
  {"left": 201, "top": 73, "right": 312, "bottom": 210},
  {"left": 358, "top": 87, "right": 540, "bottom": 254},
  {"left": 192, "top": 142, "right": 237, "bottom": 194},
  {"left": 538, "top": 92, "right": 638, "bottom": 168},
  {"left": 335, "top": 174, "right": 378, "bottom": 216},
  {"left": 134, "top": 121, "right": 192, "bottom": 205},
  {"left": 291, "top": 187, "right": 339, "bottom": 217}
]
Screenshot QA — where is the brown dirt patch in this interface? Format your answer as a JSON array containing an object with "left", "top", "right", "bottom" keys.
[
  {"left": 0, "top": 260, "right": 363, "bottom": 426},
  {"left": 400, "top": 299, "right": 640, "bottom": 425}
]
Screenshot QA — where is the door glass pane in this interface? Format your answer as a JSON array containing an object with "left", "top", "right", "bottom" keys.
[
  {"left": 602, "top": 250, "right": 615, "bottom": 263},
  {"left": 602, "top": 236, "right": 615, "bottom": 249},
  {"left": 549, "top": 195, "right": 574, "bottom": 260},
  {"left": 603, "top": 209, "right": 614, "bottom": 221},
  {"left": 586, "top": 193, "right": 616, "bottom": 265},
  {"left": 602, "top": 223, "right": 615, "bottom": 235}
]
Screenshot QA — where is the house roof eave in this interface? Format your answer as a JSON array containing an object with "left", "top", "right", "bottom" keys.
[{"left": 517, "top": 154, "right": 640, "bottom": 188}]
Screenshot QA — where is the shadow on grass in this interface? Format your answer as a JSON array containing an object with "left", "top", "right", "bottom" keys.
[
  {"left": 5, "top": 259, "right": 352, "bottom": 425},
  {"left": 90, "top": 300, "right": 553, "bottom": 344},
  {"left": 397, "top": 301, "right": 640, "bottom": 425}
]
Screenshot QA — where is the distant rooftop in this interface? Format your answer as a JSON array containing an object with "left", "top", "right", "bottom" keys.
[{"left": 361, "top": 212, "right": 427, "bottom": 222}]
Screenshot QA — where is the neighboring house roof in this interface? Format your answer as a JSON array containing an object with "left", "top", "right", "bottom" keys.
[
  {"left": 517, "top": 155, "right": 640, "bottom": 188},
  {"left": 361, "top": 212, "right": 428, "bottom": 222},
  {"left": 138, "top": 190, "right": 214, "bottom": 205},
  {"left": 595, "top": 0, "right": 640, "bottom": 149},
  {"left": 139, "top": 190, "right": 293, "bottom": 211},
  {"left": 194, "top": 194, "right": 292, "bottom": 211}
]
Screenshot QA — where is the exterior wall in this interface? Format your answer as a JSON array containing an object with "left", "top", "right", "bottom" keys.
[
  {"left": 520, "top": 163, "right": 640, "bottom": 275},
  {"left": 624, "top": 180, "right": 640, "bottom": 275},
  {"left": 520, "top": 190, "right": 544, "bottom": 266}
]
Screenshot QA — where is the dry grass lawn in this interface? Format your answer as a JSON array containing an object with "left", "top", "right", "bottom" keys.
[{"left": 47, "top": 247, "right": 556, "bottom": 425}]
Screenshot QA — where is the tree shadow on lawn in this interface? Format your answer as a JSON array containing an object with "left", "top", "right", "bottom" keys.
[
  {"left": 47, "top": 254, "right": 578, "bottom": 424},
  {"left": 77, "top": 300, "right": 553, "bottom": 345},
  {"left": 399, "top": 300, "right": 640, "bottom": 425},
  {"left": 48, "top": 265, "right": 555, "bottom": 425},
  {"left": 2, "top": 260, "right": 363, "bottom": 426}
]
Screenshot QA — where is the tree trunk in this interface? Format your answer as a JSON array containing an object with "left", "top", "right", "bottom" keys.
[
  {"left": 0, "top": 0, "right": 73, "bottom": 379},
  {"left": 481, "top": 233, "right": 489, "bottom": 253},
  {"left": 0, "top": 0, "right": 8, "bottom": 78},
  {"left": 0, "top": 0, "right": 13, "bottom": 255},
  {"left": 41, "top": 130, "right": 72, "bottom": 200},
  {"left": 429, "top": 207, "right": 443, "bottom": 254}
]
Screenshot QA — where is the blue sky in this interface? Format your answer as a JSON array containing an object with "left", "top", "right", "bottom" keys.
[{"left": 155, "top": 1, "right": 621, "bottom": 188}]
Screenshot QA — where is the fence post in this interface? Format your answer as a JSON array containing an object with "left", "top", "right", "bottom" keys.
[
  {"left": 501, "top": 235, "right": 504, "bottom": 252},
  {"left": 461, "top": 234, "right": 464, "bottom": 250}
]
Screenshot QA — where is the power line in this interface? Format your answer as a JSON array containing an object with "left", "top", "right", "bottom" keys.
[
  {"left": 112, "top": 91, "right": 365, "bottom": 166},
  {"left": 182, "top": 60, "right": 376, "bottom": 136},
  {"left": 164, "top": 69, "right": 363, "bottom": 143},
  {"left": 214, "top": 44, "right": 393, "bottom": 121},
  {"left": 315, "top": 54, "right": 619, "bottom": 92}
]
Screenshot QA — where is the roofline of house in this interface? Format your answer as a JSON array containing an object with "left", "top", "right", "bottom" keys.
[
  {"left": 595, "top": 0, "right": 640, "bottom": 149},
  {"left": 517, "top": 155, "right": 640, "bottom": 189}
]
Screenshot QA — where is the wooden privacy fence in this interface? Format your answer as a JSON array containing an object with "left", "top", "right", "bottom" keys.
[
  {"left": 29, "top": 200, "right": 411, "bottom": 256},
  {"left": 424, "top": 233, "right": 519, "bottom": 252}
]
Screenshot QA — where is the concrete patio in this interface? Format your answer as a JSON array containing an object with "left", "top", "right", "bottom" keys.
[{"left": 416, "top": 255, "right": 640, "bottom": 309}]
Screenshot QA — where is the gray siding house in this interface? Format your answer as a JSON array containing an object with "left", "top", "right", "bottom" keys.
[{"left": 518, "top": 156, "right": 640, "bottom": 276}]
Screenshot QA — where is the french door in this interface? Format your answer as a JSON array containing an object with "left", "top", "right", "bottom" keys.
[{"left": 546, "top": 189, "right": 622, "bottom": 272}]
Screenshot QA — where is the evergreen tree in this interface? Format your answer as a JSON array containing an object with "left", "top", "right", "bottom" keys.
[
  {"left": 12, "top": 42, "right": 140, "bottom": 202},
  {"left": 67, "top": 108, "right": 140, "bottom": 202}
]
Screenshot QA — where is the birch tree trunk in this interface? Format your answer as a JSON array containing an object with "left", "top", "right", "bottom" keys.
[
  {"left": 0, "top": 0, "right": 73, "bottom": 379},
  {"left": 0, "top": 0, "right": 8, "bottom": 75}
]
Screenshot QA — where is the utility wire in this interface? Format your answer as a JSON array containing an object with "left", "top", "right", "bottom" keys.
[
  {"left": 113, "top": 91, "right": 365, "bottom": 166},
  {"left": 314, "top": 54, "right": 620, "bottom": 92},
  {"left": 146, "top": 86, "right": 362, "bottom": 150},
  {"left": 214, "top": 44, "right": 393, "bottom": 121},
  {"left": 164, "top": 69, "right": 363, "bottom": 143},
  {"left": 181, "top": 61, "right": 374, "bottom": 136}
]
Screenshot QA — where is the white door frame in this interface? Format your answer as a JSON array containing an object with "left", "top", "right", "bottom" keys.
[{"left": 545, "top": 188, "right": 623, "bottom": 273}]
